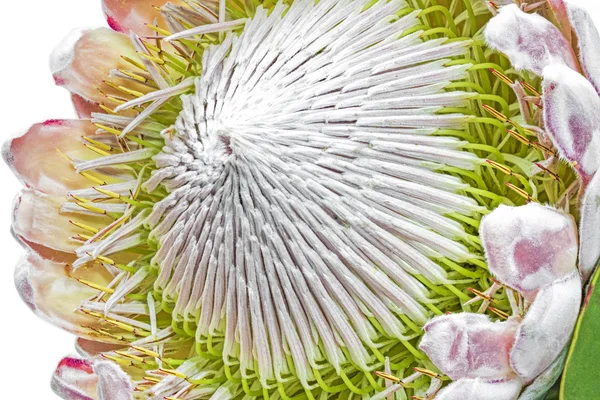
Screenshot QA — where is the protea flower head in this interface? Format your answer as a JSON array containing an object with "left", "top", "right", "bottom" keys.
[{"left": 4, "top": 0, "right": 600, "bottom": 399}]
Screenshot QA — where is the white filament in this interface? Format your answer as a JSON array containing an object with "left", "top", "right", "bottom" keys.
[{"left": 140, "top": 0, "right": 482, "bottom": 388}]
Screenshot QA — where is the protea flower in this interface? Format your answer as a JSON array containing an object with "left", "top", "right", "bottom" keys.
[{"left": 5, "top": 0, "right": 600, "bottom": 399}]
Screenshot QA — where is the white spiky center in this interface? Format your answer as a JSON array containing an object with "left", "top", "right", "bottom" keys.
[{"left": 133, "top": 0, "right": 486, "bottom": 386}]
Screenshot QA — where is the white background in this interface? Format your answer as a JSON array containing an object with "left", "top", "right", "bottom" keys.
[{"left": 0, "top": 1, "right": 599, "bottom": 399}]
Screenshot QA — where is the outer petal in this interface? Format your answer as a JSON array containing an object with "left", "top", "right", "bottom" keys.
[
  {"left": 484, "top": 4, "right": 578, "bottom": 75},
  {"left": 542, "top": 63, "right": 600, "bottom": 181},
  {"left": 11, "top": 189, "right": 109, "bottom": 259},
  {"left": 15, "top": 252, "right": 116, "bottom": 340},
  {"left": 76, "top": 338, "right": 124, "bottom": 358},
  {"left": 518, "top": 348, "right": 567, "bottom": 400},
  {"left": 51, "top": 357, "right": 96, "bottom": 400},
  {"left": 567, "top": 2, "right": 600, "bottom": 96},
  {"left": 419, "top": 313, "right": 519, "bottom": 381},
  {"left": 436, "top": 378, "right": 522, "bottom": 400},
  {"left": 72, "top": 95, "right": 104, "bottom": 118},
  {"left": 546, "top": 0, "right": 571, "bottom": 42},
  {"left": 51, "top": 357, "right": 133, "bottom": 400},
  {"left": 510, "top": 271, "right": 582, "bottom": 383},
  {"left": 50, "top": 28, "right": 148, "bottom": 107},
  {"left": 578, "top": 170, "right": 600, "bottom": 282},
  {"left": 94, "top": 359, "right": 134, "bottom": 400},
  {"left": 102, "top": 0, "right": 185, "bottom": 36},
  {"left": 3, "top": 120, "right": 96, "bottom": 195},
  {"left": 480, "top": 203, "right": 578, "bottom": 300}
]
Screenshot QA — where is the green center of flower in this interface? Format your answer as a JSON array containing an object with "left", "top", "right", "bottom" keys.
[{"left": 64, "top": 0, "right": 578, "bottom": 398}]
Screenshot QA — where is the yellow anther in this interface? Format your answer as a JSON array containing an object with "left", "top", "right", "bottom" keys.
[
  {"left": 94, "top": 123, "right": 123, "bottom": 136},
  {"left": 143, "top": 376, "right": 161, "bottom": 383},
  {"left": 131, "top": 346, "right": 161, "bottom": 359},
  {"left": 82, "top": 311, "right": 148, "bottom": 336},
  {"left": 115, "top": 351, "right": 145, "bottom": 363},
  {"left": 485, "top": 159, "right": 513, "bottom": 176},
  {"left": 84, "top": 143, "right": 112, "bottom": 157},
  {"left": 85, "top": 326, "right": 126, "bottom": 341},
  {"left": 159, "top": 368, "right": 188, "bottom": 380},
  {"left": 105, "top": 95, "right": 128, "bottom": 105},
  {"left": 70, "top": 220, "right": 100, "bottom": 234},
  {"left": 70, "top": 194, "right": 91, "bottom": 203},
  {"left": 118, "top": 69, "right": 148, "bottom": 83},
  {"left": 99, "top": 104, "right": 116, "bottom": 114},
  {"left": 482, "top": 104, "right": 513, "bottom": 124},
  {"left": 79, "top": 171, "right": 107, "bottom": 185},
  {"left": 101, "top": 354, "right": 135, "bottom": 368},
  {"left": 104, "top": 320, "right": 151, "bottom": 337},
  {"left": 505, "top": 182, "right": 535, "bottom": 203},
  {"left": 94, "top": 186, "right": 121, "bottom": 199},
  {"left": 75, "top": 201, "right": 107, "bottom": 215},
  {"left": 374, "top": 371, "right": 403, "bottom": 384},
  {"left": 145, "top": 24, "right": 172, "bottom": 36},
  {"left": 467, "top": 287, "right": 496, "bottom": 303},
  {"left": 520, "top": 80, "right": 541, "bottom": 97},
  {"left": 83, "top": 136, "right": 113, "bottom": 152},
  {"left": 413, "top": 367, "right": 444, "bottom": 379},
  {"left": 530, "top": 141, "right": 558, "bottom": 156},
  {"left": 489, "top": 68, "right": 514, "bottom": 85},
  {"left": 135, "top": 383, "right": 154, "bottom": 391},
  {"left": 75, "top": 279, "right": 115, "bottom": 294},
  {"left": 488, "top": 306, "right": 510, "bottom": 320},
  {"left": 96, "top": 254, "right": 116, "bottom": 265},
  {"left": 534, "top": 163, "right": 561, "bottom": 182},
  {"left": 137, "top": 52, "right": 166, "bottom": 65},
  {"left": 143, "top": 42, "right": 162, "bottom": 53},
  {"left": 103, "top": 80, "right": 145, "bottom": 97},
  {"left": 121, "top": 55, "right": 146, "bottom": 71},
  {"left": 506, "top": 129, "right": 531, "bottom": 146},
  {"left": 79, "top": 309, "right": 104, "bottom": 319}
]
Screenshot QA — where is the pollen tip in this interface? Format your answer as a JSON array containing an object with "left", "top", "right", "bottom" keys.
[
  {"left": 413, "top": 367, "right": 443, "bottom": 379},
  {"left": 375, "top": 371, "right": 401, "bottom": 383}
]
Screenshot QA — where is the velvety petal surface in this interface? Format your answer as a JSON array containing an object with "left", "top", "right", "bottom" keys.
[
  {"left": 542, "top": 63, "right": 600, "bottom": 181},
  {"left": 94, "top": 359, "right": 134, "bottom": 400},
  {"left": 50, "top": 28, "right": 148, "bottom": 107},
  {"left": 3, "top": 120, "right": 96, "bottom": 195},
  {"left": 51, "top": 357, "right": 133, "bottom": 400},
  {"left": 510, "top": 271, "right": 582, "bottom": 383},
  {"left": 484, "top": 4, "right": 578, "bottom": 75},
  {"left": 420, "top": 313, "right": 519, "bottom": 381},
  {"left": 567, "top": 2, "right": 600, "bottom": 96},
  {"left": 51, "top": 357, "right": 96, "bottom": 400},
  {"left": 479, "top": 203, "right": 578, "bottom": 300},
  {"left": 14, "top": 252, "right": 116, "bottom": 340},
  {"left": 518, "top": 348, "right": 567, "bottom": 400},
  {"left": 436, "top": 378, "right": 522, "bottom": 400},
  {"left": 578, "top": 170, "right": 600, "bottom": 282}
]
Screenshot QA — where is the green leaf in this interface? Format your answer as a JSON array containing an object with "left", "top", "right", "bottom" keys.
[{"left": 560, "top": 267, "right": 600, "bottom": 399}]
